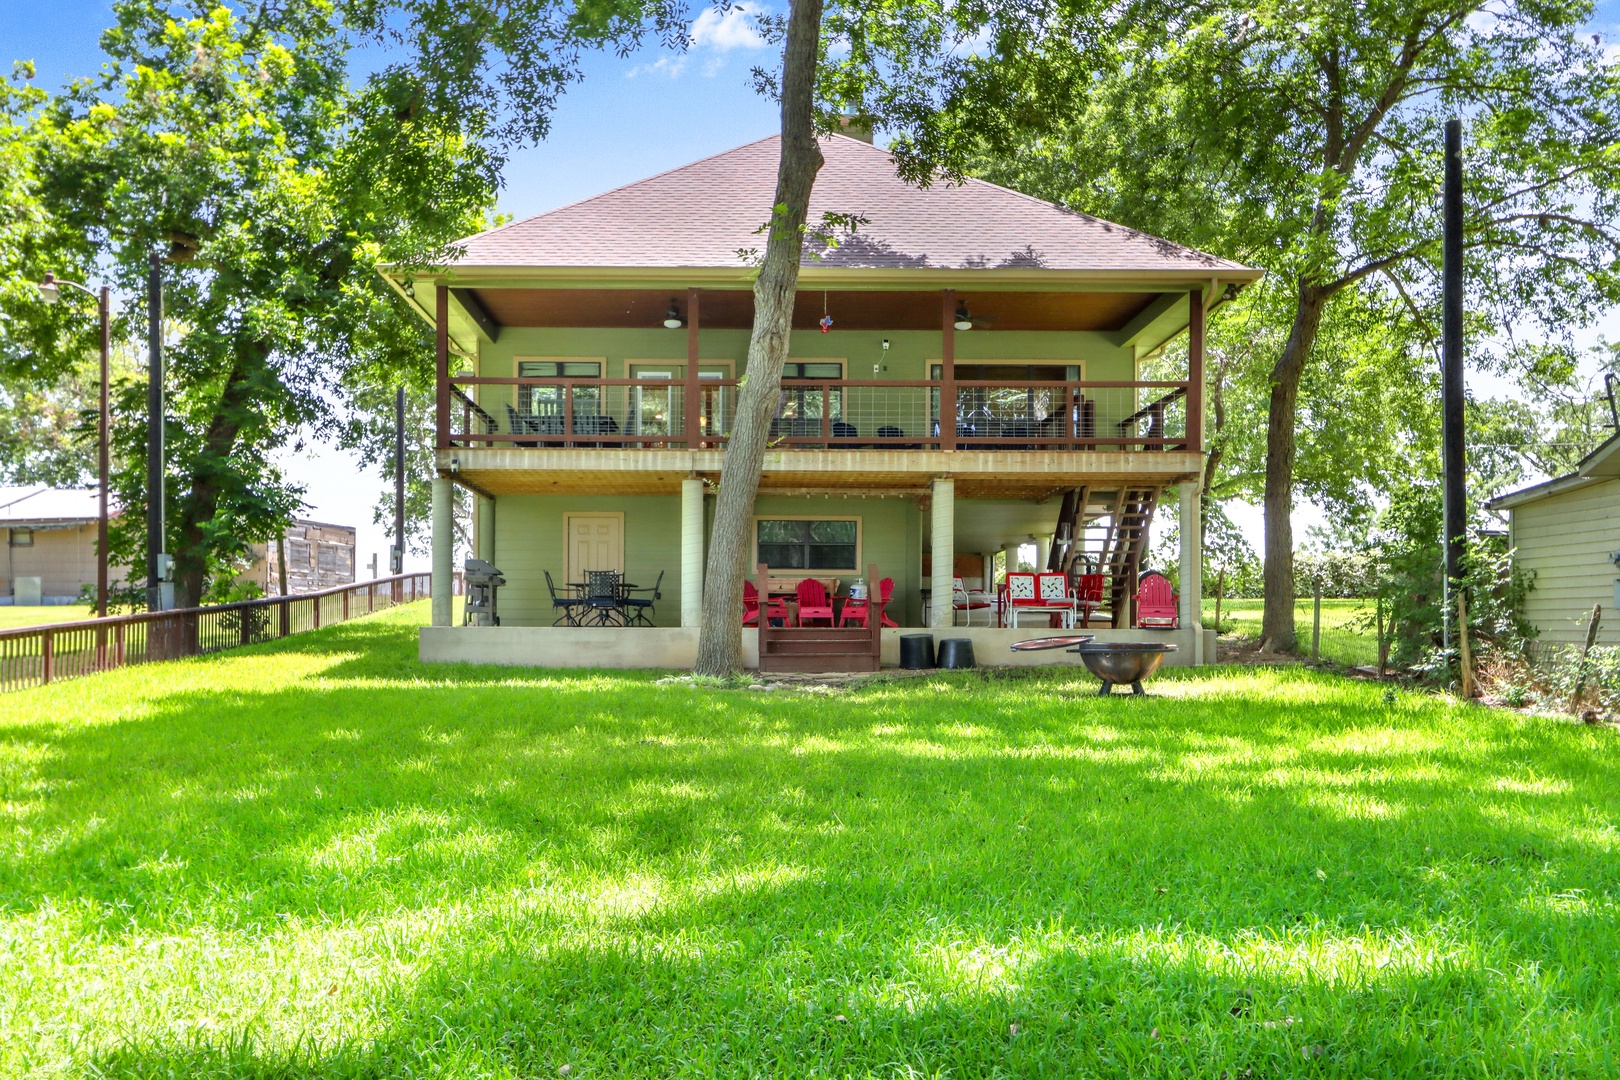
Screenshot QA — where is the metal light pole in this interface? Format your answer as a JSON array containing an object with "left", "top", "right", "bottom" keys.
[
  {"left": 393, "top": 385, "right": 406, "bottom": 575},
  {"left": 146, "top": 252, "right": 168, "bottom": 612},
  {"left": 1441, "top": 119, "right": 1467, "bottom": 649},
  {"left": 38, "top": 273, "right": 112, "bottom": 617}
]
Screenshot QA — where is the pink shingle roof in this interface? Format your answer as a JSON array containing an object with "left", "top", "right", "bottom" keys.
[{"left": 455, "top": 135, "right": 1252, "bottom": 274}]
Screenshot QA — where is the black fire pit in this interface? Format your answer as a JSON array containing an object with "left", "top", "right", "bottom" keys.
[
  {"left": 1010, "top": 636, "right": 1177, "bottom": 695},
  {"left": 1076, "top": 642, "right": 1178, "bottom": 695}
]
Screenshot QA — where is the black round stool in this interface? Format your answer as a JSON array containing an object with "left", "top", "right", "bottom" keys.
[
  {"left": 899, "top": 633, "right": 935, "bottom": 669},
  {"left": 937, "top": 638, "right": 976, "bottom": 669}
]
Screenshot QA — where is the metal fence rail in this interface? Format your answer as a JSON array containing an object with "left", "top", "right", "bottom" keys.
[
  {"left": 447, "top": 376, "right": 1195, "bottom": 452},
  {"left": 0, "top": 572, "right": 434, "bottom": 694}
]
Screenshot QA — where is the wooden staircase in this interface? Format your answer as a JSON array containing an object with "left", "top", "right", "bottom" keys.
[
  {"left": 756, "top": 562, "right": 883, "bottom": 673},
  {"left": 1045, "top": 484, "right": 1161, "bottom": 628}
]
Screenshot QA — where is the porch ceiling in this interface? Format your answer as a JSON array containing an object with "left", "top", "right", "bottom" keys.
[
  {"left": 467, "top": 287, "right": 1160, "bottom": 333},
  {"left": 440, "top": 448, "right": 1202, "bottom": 500}
]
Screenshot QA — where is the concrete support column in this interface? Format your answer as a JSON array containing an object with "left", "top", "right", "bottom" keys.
[
  {"left": 431, "top": 475, "right": 453, "bottom": 627},
  {"left": 931, "top": 478, "right": 955, "bottom": 628},
  {"left": 1179, "top": 482, "right": 1203, "bottom": 663},
  {"left": 1035, "top": 534, "right": 1052, "bottom": 572},
  {"left": 680, "top": 477, "right": 705, "bottom": 627},
  {"left": 1002, "top": 541, "right": 1021, "bottom": 575}
]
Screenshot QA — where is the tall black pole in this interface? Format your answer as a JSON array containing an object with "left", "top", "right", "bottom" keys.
[
  {"left": 146, "top": 251, "right": 166, "bottom": 611},
  {"left": 393, "top": 385, "right": 406, "bottom": 575},
  {"left": 97, "top": 285, "right": 110, "bottom": 619},
  {"left": 1441, "top": 119, "right": 1467, "bottom": 638}
]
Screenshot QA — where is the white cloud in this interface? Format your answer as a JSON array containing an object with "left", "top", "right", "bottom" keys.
[
  {"left": 690, "top": 4, "right": 769, "bottom": 52},
  {"left": 627, "top": 55, "right": 689, "bottom": 78}
]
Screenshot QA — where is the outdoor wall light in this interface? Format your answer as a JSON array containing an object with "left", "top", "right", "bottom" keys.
[
  {"left": 954, "top": 303, "right": 974, "bottom": 331},
  {"left": 663, "top": 300, "right": 684, "bottom": 329},
  {"left": 404, "top": 280, "right": 416, "bottom": 298}
]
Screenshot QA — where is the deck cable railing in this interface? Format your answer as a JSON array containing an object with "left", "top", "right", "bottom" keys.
[
  {"left": 445, "top": 376, "right": 1193, "bottom": 452},
  {"left": 0, "top": 572, "right": 435, "bottom": 694}
]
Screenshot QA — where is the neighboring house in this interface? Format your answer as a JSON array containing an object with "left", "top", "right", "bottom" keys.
[
  {"left": 1489, "top": 434, "right": 1620, "bottom": 648},
  {"left": 389, "top": 133, "right": 1263, "bottom": 668},
  {"left": 0, "top": 486, "right": 116, "bottom": 605},
  {"left": 243, "top": 520, "right": 358, "bottom": 595}
]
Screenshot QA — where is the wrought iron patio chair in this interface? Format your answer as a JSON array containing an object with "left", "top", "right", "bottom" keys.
[
  {"left": 545, "top": 570, "right": 584, "bottom": 626},
  {"left": 583, "top": 570, "right": 625, "bottom": 626},
  {"left": 621, "top": 570, "right": 663, "bottom": 626}
]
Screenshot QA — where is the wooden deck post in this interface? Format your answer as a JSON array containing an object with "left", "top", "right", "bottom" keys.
[
  {"left": 756, "top": 562, "right": 771, "bottom": 665},
  {"left": 1187, "top": 288, "right": 1205, "bottom": 451},
  {"left": 940, "top": 289, "right": 957, "bottom": 451},
  {"left": 435, "top": 284, "right": 450, "bottom": 450},
  {"left": 868, "top": 562, "right": 881, "bottom": 666},
  {"left": 685, "top": 288, "right": 701, "bottom": 448},
  {"left": 41, "top": 631, "right": 53, "bottom": 685}
]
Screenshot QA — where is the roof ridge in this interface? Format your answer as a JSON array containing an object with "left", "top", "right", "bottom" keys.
[{"left": 465, "top": 133, "right": 784, "bottom": 245}]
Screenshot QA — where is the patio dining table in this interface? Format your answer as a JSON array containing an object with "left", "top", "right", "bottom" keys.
[{"left": 567, "top": 578, "right": 648, "bottom": 626}]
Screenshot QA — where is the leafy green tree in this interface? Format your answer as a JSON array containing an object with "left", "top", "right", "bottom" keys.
[
  {"left": 8, "top": 0, "right": 493, "bottom": 608},
  {"left": 0, "top": 343, "right": 143, "bottom": 487},
  {"left": 978, "top": 0, "right": 1620, "bottom": 650}
]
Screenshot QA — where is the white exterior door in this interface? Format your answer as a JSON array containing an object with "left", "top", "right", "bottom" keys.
[{"left": 565, "top": 513, "right": 624, "bottom": 585}]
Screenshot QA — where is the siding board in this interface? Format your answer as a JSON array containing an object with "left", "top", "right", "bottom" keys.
[{"left": 1510, "top": 478, "right": 1620, "bottom": 646}]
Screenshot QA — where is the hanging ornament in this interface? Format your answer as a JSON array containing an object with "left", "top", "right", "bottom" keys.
[{"left": 819, "top": 291, "right": 833, "bottom": 333}]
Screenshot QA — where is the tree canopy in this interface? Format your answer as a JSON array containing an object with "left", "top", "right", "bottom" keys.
[
  {"left": 4, "top": 0, "right": 494, "bottom": 607},
  {"left": 977, "top": 0, "right": 1620, "bottom": 648}
]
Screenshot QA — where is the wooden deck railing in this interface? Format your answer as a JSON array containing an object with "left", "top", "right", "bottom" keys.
[
  {"left": 0, "top": 572, "right": 434, "bottom": 694},
  {"left": 444, "top": 376, "right": 1196, "bottom": 452}
]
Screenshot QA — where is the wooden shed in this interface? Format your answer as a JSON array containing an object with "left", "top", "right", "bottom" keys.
[{"left": 1489, "top": 435, "right": 1620, "bottom": 648}]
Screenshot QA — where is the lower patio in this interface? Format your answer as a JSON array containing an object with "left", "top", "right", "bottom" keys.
[
  {"left": 426, "top": 450, "right": 1211, "bottom": 667},
  {"left": 419, "top": 622, "right": 1218, "bottom": 669}
]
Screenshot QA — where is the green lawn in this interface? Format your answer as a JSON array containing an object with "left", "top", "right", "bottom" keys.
[
  {"left": 1204, "top": 598, "right": 1377, "bottom": 666},
  {"left": 0, "top": 605, "right": 98, "bottom": 631},
  {"left": 3, "top": 603, "right": 1618, "bottom": 1077}
]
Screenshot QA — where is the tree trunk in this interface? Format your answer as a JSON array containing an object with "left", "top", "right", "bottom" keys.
[
  {"left": 693, "top": 0, "right": 825, "bottom": 676},
  {"left": 1259, "top": 282, "right": 1329, "bottom": 652},
  {"left": 173, "top": 355, "right": 258, "bottom": 608}
]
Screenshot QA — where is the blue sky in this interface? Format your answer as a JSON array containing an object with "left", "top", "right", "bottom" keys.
[
  {"left": 7, "top": 1, "right": 1620, "bottom": 564},
  {"left": 3, "top": 1, "right": 785, "bottom": 223}
]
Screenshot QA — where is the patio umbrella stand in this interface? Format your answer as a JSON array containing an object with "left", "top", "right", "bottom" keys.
[{"left": 1010, "top": 637, "right": 1179, "bottom": 695}]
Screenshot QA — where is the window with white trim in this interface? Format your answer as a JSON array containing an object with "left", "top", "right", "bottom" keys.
[{"left": 757, "top": 518, "right": 858, "bottom": 571}]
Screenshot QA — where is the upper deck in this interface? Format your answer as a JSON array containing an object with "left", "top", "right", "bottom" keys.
[{"left": 428, "top": 282, "right": 1218, "bottom": 497}]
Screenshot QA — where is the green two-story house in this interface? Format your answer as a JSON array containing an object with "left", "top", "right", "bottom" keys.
[{"left": 393, "top": 133, "right": 1260, "bottom": 668}]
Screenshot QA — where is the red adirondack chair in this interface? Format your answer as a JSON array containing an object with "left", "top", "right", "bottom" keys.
[
  {"left": 742, "top": 580, "right": 787, "bottom": 627},
  {"left": 795, "top": 577, "right": 836, "bottom": 626},
  {"left": 1136, "top": 570, "right": 1179, "bottom": 629},
  {"left": 839, "top": 577, "right": 897, "bottom": 628}
]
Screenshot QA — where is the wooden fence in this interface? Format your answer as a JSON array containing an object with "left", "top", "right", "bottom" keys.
[{"left": 0, "top": 572, "right": 435, "bottom": 694}]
